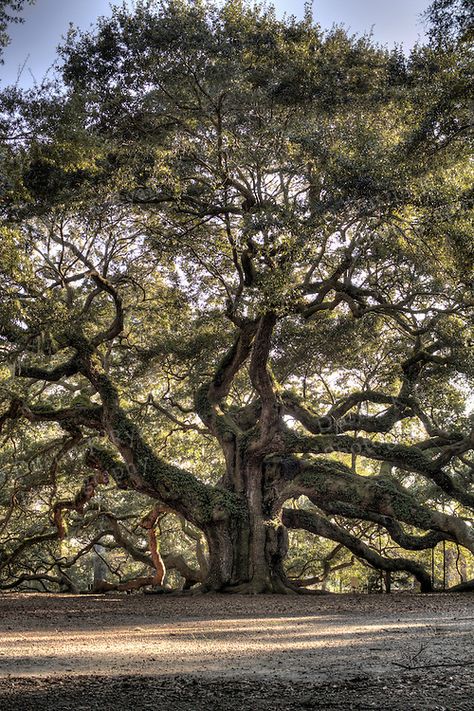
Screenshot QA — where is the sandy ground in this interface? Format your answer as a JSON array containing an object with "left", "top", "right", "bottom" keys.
[{"left": 0, "top": 592, "right": 473, "bottom": 709}]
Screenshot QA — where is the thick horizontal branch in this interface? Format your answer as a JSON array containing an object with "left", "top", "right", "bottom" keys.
[
  {"left": 279, "top": 457, "right": 474, "bottom": 553},
  {"left": 281, "top": 429, "right": 474, "bottom": 509},
  {"left": 283, "top": 507, "right": 432, "bottom": 591},
  {"left": 15, "top": 355, "right": 80, "bottom": 382},
  {"left": 282, "top": 391, "right": 413, "bottom": 436},
  {"left": 301, "top": 497, "right": 452, "bottom": 550},
  {"left": 77, "top": 354, "right": 245, "bottom": 524},
  {"left": 18, "top": 401, "right": 104, "bottom": 431}
]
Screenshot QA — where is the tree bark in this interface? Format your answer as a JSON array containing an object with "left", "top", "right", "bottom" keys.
[
  {"left": 92, "top": 544, "right": 108, "bottom": 590},
  {"left": 201, "top": 463, "right": 291, "bottom": 593}
]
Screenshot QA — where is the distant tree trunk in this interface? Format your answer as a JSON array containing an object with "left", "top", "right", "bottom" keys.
[{"left": 93, "top": 544, "right": 108, "bottom": 590}]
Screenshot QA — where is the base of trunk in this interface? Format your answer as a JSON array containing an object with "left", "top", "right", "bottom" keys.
[{"left": 222, "top": 578, "right": 331, "bottom": 594}]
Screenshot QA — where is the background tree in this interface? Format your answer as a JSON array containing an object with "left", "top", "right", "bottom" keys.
[{"left": 0, "top": 0, "right": 473, "bottom": 593}]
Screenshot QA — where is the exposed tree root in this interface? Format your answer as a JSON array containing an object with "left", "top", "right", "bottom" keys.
[{"left": 448, "top": 579, "right": 474, "bottom": 593}]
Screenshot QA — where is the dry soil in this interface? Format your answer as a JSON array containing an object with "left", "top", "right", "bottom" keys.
[{"left": 0, "top": 592, "right": 473, "bottom": 710}]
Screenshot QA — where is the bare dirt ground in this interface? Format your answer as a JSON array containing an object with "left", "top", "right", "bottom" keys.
[{"left": 0, "top": 592, "right": 473, "bottom": 710}]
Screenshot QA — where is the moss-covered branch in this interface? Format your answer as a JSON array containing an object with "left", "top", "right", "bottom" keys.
[
  {"left": 86, "top": 429, "right": 246, "bottom": 528},
  {"left": 280, "top": 457, "right": 474, "bottom": 553},
  {"left": 282, "top": 429, "right": 474, "bottom": 509},
  {"left": 19, "top": 401, "right": 104, "bottom": 431},
  {"left": 15, "top": 356, "right": 81, "bottom": 382}
]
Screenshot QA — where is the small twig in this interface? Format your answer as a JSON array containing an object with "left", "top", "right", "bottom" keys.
[{"left": 392, "top": 660, "right": 474, "bottom": 670}]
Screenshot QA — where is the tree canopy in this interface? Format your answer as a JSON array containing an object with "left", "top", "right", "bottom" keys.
[{"left": 0, "top": 0, "right": 473, "bottom": 593}]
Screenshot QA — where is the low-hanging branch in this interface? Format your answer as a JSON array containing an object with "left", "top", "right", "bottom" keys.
[
  {"left": 282, "top": 507, "right": 433, "bottom": 591},
  {"left": 280, "top": 428, "right": 474, "bottom": 510},
  {"left": 278, "top": 457, "right": 474, "bottom": 554}
]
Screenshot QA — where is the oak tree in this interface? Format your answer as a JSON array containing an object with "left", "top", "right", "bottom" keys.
[{"left": 0, "top": 0, "right": 473, "bottom": 592}]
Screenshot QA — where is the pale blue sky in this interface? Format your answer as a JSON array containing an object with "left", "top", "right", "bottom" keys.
[{"left": 1, "top": 0, "right": 430, "bottom": 87}]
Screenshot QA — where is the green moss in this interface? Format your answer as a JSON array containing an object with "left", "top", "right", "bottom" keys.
[
  {"left": 293, "top": 460, "right": 435, "bottom": 531},
  {"left": 194, "top": 384, "right": 213, "bottom": 421},
  {"left": 214, "top": 412, "right": 239, "bottom": 441},
  {"left": 194, "top": 384, "right": 240, "bottom": 440},
  {"left": 109, "top": 412, "right": 247, "bottom": 524},
  {"left": 237, "top": 428, "right": 259, "bottom": 454},
  {"left": 88, "top": 445, "right": 131, "bottom": 489}
]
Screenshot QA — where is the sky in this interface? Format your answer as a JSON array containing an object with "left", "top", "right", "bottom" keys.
[{"left": 0, "top": 0, "right": 431, "bottom": 88}]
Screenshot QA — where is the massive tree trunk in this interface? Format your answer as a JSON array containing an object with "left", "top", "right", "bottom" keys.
[
  {"left": 203, "top": 515, "right": 289, "bottom": 593},
  {"left": 196, "top": 449, "right": 291, "bottom": 593}
]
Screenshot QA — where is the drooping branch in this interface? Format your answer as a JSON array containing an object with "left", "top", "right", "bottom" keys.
[
  {"left": 12, "top": 318, "right": 246, "bottom": 531},
  {"left": 162, "top": 552, "right": 203, "bottom": 588},
  {"left": 323, "top": 504, "right": 450, "bottom": 550},
  {"left": 80, "top": 360, "right": 212, "bottom": 519},
  {"left": 286, "top": 541, "right": 354, "bottom": 588},
  {"left": 1, "top": 459, "right": 111, "bottom": 579},
  {"left": 84, "top": 411, "right": 245, "bottom": 529},
  {"left": 0, "top": 529, "right": 58, "bottom": 573},
  {"left": 100, "top": 512, "right": 203, "bottom": 588},
  {"left": 0, "top": 573, "right": 76, "bottom": 592},
  {"left": 282, "top": 507, "right": 433, "bottom": 591},
  {"left": 278, "top": 456, "right": 474, "bottom": 553}
]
